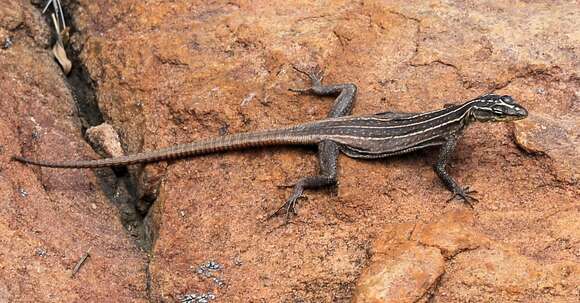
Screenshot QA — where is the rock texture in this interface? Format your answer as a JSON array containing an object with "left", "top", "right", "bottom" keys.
[
  {"left": 71, "top": 0, "right": 579, "bottom": 302},
  {"left": 514, "top": 113, "right": 579, "bottom": 184},
  {"left": 354, "top": 210, "right": 579, "bottom": 303},
  {"left": 440, "top": 247, "right": 579, "bottom": 302},
  {"left": 354, "top": 242, "right": 445, "bottom": 303},
  {"left": 86, "top": 123, "right": 125, "bottom": 158},
  {"left": 0, "top": 2, "right": 147, "bottom": 302},
  {"left": 4, "top": 0, "right": 579, "bottom": 302}
]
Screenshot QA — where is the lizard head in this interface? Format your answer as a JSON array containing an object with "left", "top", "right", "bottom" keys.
[{"left": 470, "top": 94, "right": 528, "bottom": 122}]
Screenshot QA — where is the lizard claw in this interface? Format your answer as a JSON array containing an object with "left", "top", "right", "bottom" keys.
[
  {"left": 267, "top": 192, "right": 305, "bottom": 222},
  {"left": 289, "top": 65, "right": 324, "bottom": 94},
  {"left": 446, "top": 186, "right": 479, "bottom": 208},
  {"left": 288, "top": 87, "right": 313, "bottom": 94},
  {"left": 291, "top": 65, "right": 324, "bottom": 81}
]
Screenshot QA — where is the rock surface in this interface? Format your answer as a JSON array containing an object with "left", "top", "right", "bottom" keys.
[
  {"left": 0, "top": 2, "right": 147, "bottom": 302},
  {"left": 439, "top": 247, "right": 579, "bottom": 303},
  {"left": 71, "top": 0, "right": 580, "bottom": 302},
  {"left": 3, "top": 0, "right": 579, "bottom": 302},
  {"left": 514, "top": 113, "right": 579, "bottom": 184},
  {"left": 354, "top": 210, "right": 579, "bottom": 302},
  {"left": 86, "top": 123, "right": 125, "bottom": 158},
  {"left": 354, "top": 242, "right": 445, "bottom": 303}
]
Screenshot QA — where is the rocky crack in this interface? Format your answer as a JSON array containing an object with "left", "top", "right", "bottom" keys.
[
  {"left": 35, "top": 3, "right": 154, "bottom": 301},
  {"left": 37, "top": 1, "right": 150, "bottom": 250}
]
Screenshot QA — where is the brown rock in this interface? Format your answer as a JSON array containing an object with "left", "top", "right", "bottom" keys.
[
  {"left": 354, "top": 242, "right": 445, "bottom": 303},
  {"left": 1, "top": 1, "right": 147, "bottom": 301},
  {"left": 357, "top": 209, "right": 580, "bottom": 303},
  {"left": 86, "top": 123, "right": 124, "bottom": 158},
  {"left": 438, "top": 248, "right": 580, "bottom": 302},
  {"left": 544, "top": 209, "right": 580, "bottom": 260},
  {"left": 514, "top": 113, "right": 579, "bottom": 184},
  {"left": 354, "top": 210, "right": 489, "bottom": 303},
  {"left": 3, "top": 0, "right": 574, "bottom": 302},
  {"left": 412, "top": 210, "right": 491, "bottom": 258},
  {"left": 547, "top": 209, "right": 580, "bottom": 246}
]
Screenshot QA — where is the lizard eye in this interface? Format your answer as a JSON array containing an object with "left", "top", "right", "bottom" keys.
[{"left": 500, "top": 95, "right": 515, "bottom": 104}]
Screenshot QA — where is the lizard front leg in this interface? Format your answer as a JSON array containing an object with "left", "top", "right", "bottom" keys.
[
  {"left": 271, "top": 140, "right": 340, "bottom": 219},
  {"left": 433, "top": 134, "right": 478, "bottom": 207},
  {"left": 290, "top": 65, "right": 358, "bottom": 117}
]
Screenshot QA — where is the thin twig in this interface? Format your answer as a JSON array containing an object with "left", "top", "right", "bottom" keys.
[
  {"left": 51, "top": 13, "right": 60, "bottom": 34},
  {"left": 70, "top": 248, "right": 91, "bottom": 278},
  {"left": 42, "top": 0, "right": 66, "bottom": 29},
  {"left": 41, "top": 0, "right": 52, "bottom": 13},
  {"left": 56, "top": 0, "right": 66, "bottom": 28}
]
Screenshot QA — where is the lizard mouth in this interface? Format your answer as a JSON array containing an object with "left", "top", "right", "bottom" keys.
[
  {"left": 515, "top": 106, "right": 528, "bottom": 118},
  {"left": 505, "top": 106, "right": 528, "bottom": 121}
]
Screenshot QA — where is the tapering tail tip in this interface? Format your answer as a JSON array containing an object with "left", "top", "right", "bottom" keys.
[
  {"left": 11, "top": 155, "right": 48, "bottom": 167},
  {"left": 12, "top": 155, "right": 32, "bottom": 164},
  {"left": 12, "top": 155, "right": 24, "bottom": 162}
]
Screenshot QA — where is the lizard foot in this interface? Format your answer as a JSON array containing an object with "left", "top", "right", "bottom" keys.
[
  {"left": 446, "top": 186, "right": 479, "bottom": 208},
  {"left": 267, "top": 191, "right": 305, "bottom": 222},
  {"left": 288, "top": 65, "right": 324, "bottom": 94}
]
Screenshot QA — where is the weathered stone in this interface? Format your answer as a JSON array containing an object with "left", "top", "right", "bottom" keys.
[
  {"left": 438, "top": 248, "right": 580, "bottom": 302},
  {"left": 545, "top": 209, "right": 580, "bottom": 260},
  {"left": 357, "top": 209, "right": 580, "bottom": 303},
  {"left": 86, "top": 123, "right": 124, "bottom": 158},
  {"left": 354, "top": 210, "right": 489, "bottom": 302},
  {"left": 412, "top": 210, "right": 491, "bottom": 258},
  {"left": 514, "top": 113, "right": 579, "bottom": 184},
  {"left": 1, "top": 1, "right": 147, "bottom": 301},
  {"left": 354, "top": 242, "right": 445, "bottom": 303},
  {"left": 547, "top": 209, "right": 580, "bottom": 245}
]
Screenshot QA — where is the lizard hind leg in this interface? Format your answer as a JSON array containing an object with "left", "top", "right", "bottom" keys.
[
  {"left": 289, "top": 65, "right": 358, "bottom": 118},
  {"left": 269, "top": 140, "right": 340, "bottom": 220}
]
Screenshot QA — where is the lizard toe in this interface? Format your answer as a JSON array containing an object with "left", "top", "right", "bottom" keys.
[{"left": 446, "top": 186, "right": 479, "bottom": 208}]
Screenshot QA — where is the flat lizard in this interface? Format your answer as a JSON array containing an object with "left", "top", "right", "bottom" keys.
[{"left": 13, "top": 67, "right": 528, "bottom": 216}]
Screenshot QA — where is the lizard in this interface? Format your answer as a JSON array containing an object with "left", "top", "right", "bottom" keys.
[{"left": 12, "top": 67, "right": 528, "bottom": 217}]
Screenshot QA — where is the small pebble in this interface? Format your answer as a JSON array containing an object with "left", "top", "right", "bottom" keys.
[
  {"left": 31, "top": 128, "right": 41, "bottom": 140},
  {"left": 193, "top": 261, "right": 226, "bottom": 288},
  {"left": 35, "top": 248, "right": 47, "bottom": 257},
  {"left": 18, "top": 188, "right": 29, "bottom": 198},
  {"left": 233, "top": 256, "right": 243, "bottom": 266},
  {"left": 2, "top": 37, "right": 12, "bottom": 49},
  {"left": 206, "top": 261, "right": 221, "bottom": 270}
]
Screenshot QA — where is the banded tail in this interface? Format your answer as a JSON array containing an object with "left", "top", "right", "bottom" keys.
[{"left": 12, "top": 126, "right": 316, "bottom": 168}]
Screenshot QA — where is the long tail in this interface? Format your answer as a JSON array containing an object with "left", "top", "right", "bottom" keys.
[{"left": 12, "top": 126, "right": 317, "bottom": 168}]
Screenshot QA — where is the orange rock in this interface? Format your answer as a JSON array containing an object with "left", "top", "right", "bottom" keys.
[
  {"left": 354, "top": 242, "right": 444, "bottom": 303},
  {"left": 439, "top": 248, "right": 580, "bottom": 302},
  {"left": 1, "top": 2, "right": 147, "bottom": 301},
  {"left": 412, "top": 209, "right": 491, "bottom": 258},
  {"left": 514, "top": 113, "right": 579, "bottom": 184},
  {"left": 4, "top": 0, "right": 578, "bottom": 301}
]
